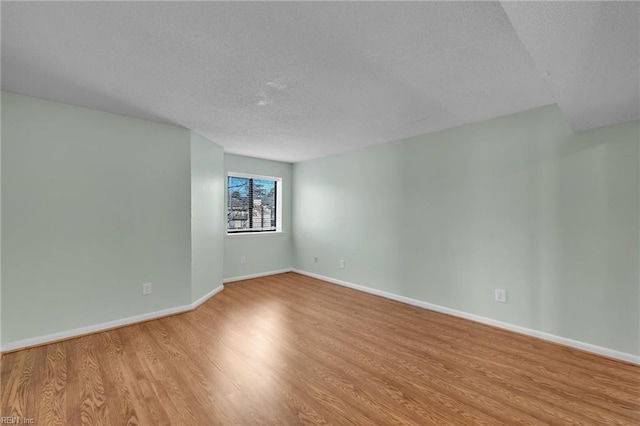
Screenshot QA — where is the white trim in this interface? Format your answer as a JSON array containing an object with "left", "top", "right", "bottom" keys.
[
  {"left": 223, "top": 268, "right": 293, "bottom": 283},
  {"left": 227, "top": 171, "right": 281, "bottom": 181},
  {"left": 227, "top": 172, "right": 283, "bottom": 233},
  {"left": 2, "top": 285, "right": 225, "bottom": 353},
  {"left": 226, "top": 231, "right": 285, "bottom": 238},
  {"left": 2, "top": 304, "right": 190, "bottom": 353},
  {"left": 191, "top": 285, "right": 224, "bottom": 309},
  {"left": 292, "top": 269, "right": 640, "bottom": 365}
]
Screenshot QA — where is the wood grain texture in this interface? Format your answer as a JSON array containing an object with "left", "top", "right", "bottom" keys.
[{"left": 1, "top": 272, "right": 639, "bottom": 425}]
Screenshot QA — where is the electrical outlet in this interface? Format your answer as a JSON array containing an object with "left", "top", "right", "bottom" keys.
[
  {"left": 314, "top": 257, "right": 318, "bottom": 263},
  {"left": 495, "top": 289, "right": 507, "bottom": 303},
  {"left": 339, "top": 260, "right": 345, "bottom": 269},
  {"left": 142, "top": 282, "right": 152, "bottom": 295},
  {"left": 240, "top": 256, "right": 246, "bottom": 264}
]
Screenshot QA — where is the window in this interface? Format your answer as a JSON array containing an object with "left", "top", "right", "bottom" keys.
[{"left": 227, "top": 173, "right": 282, "bottom": 234}]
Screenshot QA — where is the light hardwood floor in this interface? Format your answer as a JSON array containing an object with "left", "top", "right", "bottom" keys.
[{"left": 1, "top": 272, "right": 639, "bottom": 425}]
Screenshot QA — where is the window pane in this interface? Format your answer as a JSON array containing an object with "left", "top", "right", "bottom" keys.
[
  {"left": 252, "top": 179, "right": 276, "bottom": 231},
  {"left": 227, "top": 175, "right": 278, "bottom": 233},
  {"left": 227, "top": 176, "right": 250, "bottom": 231}
]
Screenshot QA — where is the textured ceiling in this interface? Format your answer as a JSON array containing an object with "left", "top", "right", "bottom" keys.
[
  {"left": 1, "top": 2, "right": 637, "bottom": 163},
  {"left": 501, "top": 1, "right": 640, "bottom": 132}
]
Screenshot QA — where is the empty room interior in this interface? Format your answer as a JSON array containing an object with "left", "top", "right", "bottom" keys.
[{"left": 1, "top": 1, "right": 639, "bottom": 425}]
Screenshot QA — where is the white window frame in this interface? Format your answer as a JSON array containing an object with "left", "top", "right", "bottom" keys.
[{"left": 226, "top": 172, "right": 283, "bottom": 236}]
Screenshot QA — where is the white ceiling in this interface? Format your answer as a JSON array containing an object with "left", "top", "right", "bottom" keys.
[
  {"left": 501, "top": 1, "right": 640, "bottom": 132},
  {"left": 1, "top": 1, "right": 638, "bottom": 163}
]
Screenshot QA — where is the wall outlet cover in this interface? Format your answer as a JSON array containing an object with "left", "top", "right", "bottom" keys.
[
  {"left": 142, "top": 282, "right": 153, "bottom": 295},
  {"left": 495, "top": 289, "right": 507, "bottom": 303}
]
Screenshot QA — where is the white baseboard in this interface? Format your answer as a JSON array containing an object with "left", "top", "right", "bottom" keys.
[
  {"left": 223, "top": 268, "right": 293, "bottom": 283},
  {"left": 2, "top": 284, "right": 225, "bottom": 353},
  {"left": 192, "top": 285, "right": 224, "bottom": 309},
  {"left": 292, "top": 269, "right": 640, "bottom": 365}
]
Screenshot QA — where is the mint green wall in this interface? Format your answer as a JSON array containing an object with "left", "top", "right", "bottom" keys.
[
  {"left": 0, "top": 94, "right": 3, "bottom": 347},
  {"left": 191, "top": 132, "right": 224, "bottom": 301},
  {"left": 224, "top": 154, "right": 293, "bottom": 279},
  {"left": 293, "top": 105, "right": 640, "bottom": 356},
  {"left": 2, "top": 91, "right": 637, "bottom": 357},
  {"left": 1, "top": 92, "right": 193, "bottom": 345}
]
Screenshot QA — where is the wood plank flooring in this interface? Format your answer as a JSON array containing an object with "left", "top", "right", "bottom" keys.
[{"left": 1, "top": 272, "right": 639, "bottom": 425}]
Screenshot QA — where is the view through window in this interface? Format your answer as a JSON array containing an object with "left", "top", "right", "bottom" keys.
[{"left": 227, "top": 173, "right": 281, "bottom": 233}]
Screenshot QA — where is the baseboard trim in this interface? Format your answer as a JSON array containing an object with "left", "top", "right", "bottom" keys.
[
  {"left": 192, "top": 285, "right": 224, "bottom": 309},
  {"left": 1, "top": 284, "right": 225, "bottom": 354},
  {"left": 292, "top": 269, "right": 640, "bottom": 365},
  {"left": 223, "top": 268, "right": 293, "bottom": 283}
]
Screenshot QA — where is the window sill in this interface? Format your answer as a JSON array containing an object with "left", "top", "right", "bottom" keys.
[{"left": 226, "top": 231, "right": 285, "bottom": 239}]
